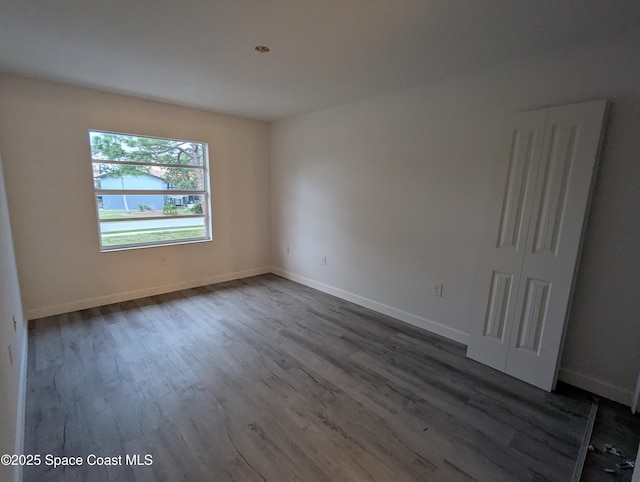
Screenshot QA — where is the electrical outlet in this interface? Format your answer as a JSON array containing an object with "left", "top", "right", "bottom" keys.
[
  {"left": 8, "top": 344, "right": 13, "bottom": 366},
  {"left": 433, "top": 283, "right": 443, "bottom": 297},
  {"left": 285, "top": 246, "right": 290, "bottom": 255},
  {"left": 321, "top": 256, "right": 327, "bottom": 266}
]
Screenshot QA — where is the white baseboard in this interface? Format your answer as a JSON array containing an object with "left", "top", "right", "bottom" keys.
[
  {"left": 558, "top": 367, "right": 633, "bottom": 406},
  {"left": 14, "top": 319, "right": 27, "bottom": 482},
  {"left": 270, "top": 267, "right": 469, "bottom": 345},
  {"left": 25, "top": 267, "right": 271, "bottom": 320}
]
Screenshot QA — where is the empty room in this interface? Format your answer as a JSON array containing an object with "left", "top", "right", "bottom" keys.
[{"left": 1, "top": 1, "right": 640, "bottom": 481}]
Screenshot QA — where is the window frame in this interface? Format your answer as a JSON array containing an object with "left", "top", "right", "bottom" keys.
[{"left": 89, "top": 130, "right": 213, "bottom": 252}]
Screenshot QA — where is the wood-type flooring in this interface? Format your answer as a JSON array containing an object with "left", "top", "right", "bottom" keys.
[{"left": 24, "top": 274, "right": 634, "bottom": 481}]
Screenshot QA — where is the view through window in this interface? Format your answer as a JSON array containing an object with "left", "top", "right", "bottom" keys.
[{"left": 89, "top": 131, "right": 211, "bottom": 250}]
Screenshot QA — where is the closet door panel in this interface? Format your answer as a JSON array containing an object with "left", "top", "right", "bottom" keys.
[
  {"left": 505, "top": 100, "right": 608, "bottom": 390},
  {"left": 467, "top": 110, "right": 547, "bottom": 371}
]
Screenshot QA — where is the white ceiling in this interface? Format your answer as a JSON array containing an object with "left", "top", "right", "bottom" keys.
[{"left": 1, "top": 0, "right": 640, "bottom": 120}]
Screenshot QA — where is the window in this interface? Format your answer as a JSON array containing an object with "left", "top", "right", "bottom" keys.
[{"left": 89, "top": 130, "right": 211, "bottom": 251}]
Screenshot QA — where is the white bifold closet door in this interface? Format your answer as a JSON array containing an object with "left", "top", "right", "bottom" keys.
[{"left": 467, "top": 99, "right": 608, "bottom": 391}]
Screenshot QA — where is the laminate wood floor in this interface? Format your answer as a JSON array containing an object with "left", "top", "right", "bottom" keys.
[
  {"left": 24, "top": 274, "right": 615, "bottom": 481},
  {"left": 582, "top": 397, "right": 640, "bottom": 481}
]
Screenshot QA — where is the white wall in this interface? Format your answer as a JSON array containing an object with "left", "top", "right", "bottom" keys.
[
  {"left": 270, "top": 32, "right": 640, "bottom": 405},
  {"left": 0, "top": 151, "right": 28, "bottom": 482},
  {"left": 0, "top": 74, "right": 271, "bottom": 318}
]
